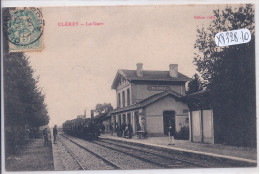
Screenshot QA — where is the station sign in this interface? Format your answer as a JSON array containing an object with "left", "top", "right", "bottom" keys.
[{"left": 147, "top": 86, "right": 171, "bottom": 91}]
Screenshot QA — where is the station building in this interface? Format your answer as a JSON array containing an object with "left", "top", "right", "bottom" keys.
[{"left": 110, "top": 63, "right": 191, "bottom": 136}]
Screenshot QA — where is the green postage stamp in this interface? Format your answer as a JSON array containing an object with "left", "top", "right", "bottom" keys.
[{"left": 5, "top": 7, "right": 45, "bottom": 52}]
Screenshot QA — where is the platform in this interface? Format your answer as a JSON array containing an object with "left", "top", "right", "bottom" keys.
[
  {"left": 5, "top": 139, "right": 54, "bottom": 171},
  {"left": 99, "top": 133, "right": 257, "bottom": 164},
  {"left": 52, "top": 141, "right": 67, "bottom": 170}
]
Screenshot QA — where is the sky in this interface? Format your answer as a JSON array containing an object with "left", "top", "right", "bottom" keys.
[{"left": 25, "top": 4, "right": 230, "bottom": 127}]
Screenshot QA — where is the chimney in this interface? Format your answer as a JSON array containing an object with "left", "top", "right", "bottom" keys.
[
  {"left": 91, "top": 110, "right": 94, "bottom": 121},
  {"left": 84, "top": 109, "right": 86, "bottom": 118},
  {"left": 136, "top": 63, "right": 143, "bottom": 77},
  {"left": 169, "top": 64, "right": 178, "bottom": 77}
]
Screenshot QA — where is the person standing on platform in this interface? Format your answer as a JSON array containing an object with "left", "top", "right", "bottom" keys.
[
  {"left": 128, "top": 124, "right": 133, "bottom": 139},
  {"left": 124, "top": 125, "right": 129, "bottom": 138},
  {"left": 101, "top": 124, "right": 105, "bottom": 134},
  {"left": 29, "top": 128, "right": 34, "bottom": 141},
  {"left": 43, "top": 128, "right": 49, "bottom": 147},
  {"left": 121, "top": 123, "right": 126, "bottom": 137},
  {"left": 53, "top": 125, "right": 58, "bottom": 144},
  {"left": 168, "top": 125, "right": 175, "bottom": 145},
  {"left": 109, "top": 123, "right": 113, "bottom": 135},
  {"left": 25, "top": 128, "right": 30, "bottom": 140},
  {"left": 137, "top": 123, "right": 141, "bottom": 131},
  {"left": 116, "top": 123, "right": 120, "bottom": 137}
]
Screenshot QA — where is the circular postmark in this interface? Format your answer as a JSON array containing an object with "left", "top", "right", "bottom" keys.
[{"left": 6, "top": 7, "right": 45, "bottom": 46}]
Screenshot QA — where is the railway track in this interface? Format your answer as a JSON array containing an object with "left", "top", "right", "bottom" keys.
[
  {"left": 96, "top": 139, "right": 211, "bottom": 168},
  {"left": 98, "top": 138, "right": 256, "bottom": 168},
  {"left": 59, "top": 134, "right": 121, "bottom": 170},
  {"left": 92, "top": 140, "right": 172, "bottom": 168},
  {"left": 57, "top": 137, "right": 86, "bottom": 170},
  {"left": 91, "top": 139, "right": 207, "bottom": 168},
  {"left": 59, "top": 133, "right": 256, "bottom": 169}
]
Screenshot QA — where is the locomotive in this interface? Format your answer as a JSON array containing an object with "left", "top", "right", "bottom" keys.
[{"left": 62, "top": 117, "right": 100, "bottom": 140}]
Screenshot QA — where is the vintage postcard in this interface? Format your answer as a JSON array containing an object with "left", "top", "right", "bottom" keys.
[{"left": 1, "top": 2, "right": 258, "bottom": 174}]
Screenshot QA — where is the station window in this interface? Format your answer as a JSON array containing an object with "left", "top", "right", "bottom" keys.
[
  {"left": 122, "top": 114, "right": 126, "bottom": 124},
  {"left": 118, "top": 93, "right": 121, "bottom": 108},
  {"left": 127, "top": 113, "right": 131, "bottom": 124},
  {"left": 121, "top": 77, "right": 126, "bottom": 83},
  {"left": 118, "top": 115, "right": 121, "bottom": 125},
  {"left": 122, "top": 91, "right": 125, "bottom": 107},
  {"left": 127, "top": 88, "right": 130, "bottom": 106}
]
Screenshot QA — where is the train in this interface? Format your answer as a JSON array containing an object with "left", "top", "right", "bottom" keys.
[{"left": 62, "top": 117, "right": 101, "bottom": 140}]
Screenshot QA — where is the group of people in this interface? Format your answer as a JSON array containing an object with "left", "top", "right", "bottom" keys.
[
  {"left": 100, "top": 122, "right": 142, "bottom": 139},
  {"left": 25, "top": 127, "right": 40, "bottom": 140},
  {"left": 42, "top": 125, "right": 58, "bottom": 147},
  {"left": 115, "top": 123, "right": 133, "bottom": 139}
]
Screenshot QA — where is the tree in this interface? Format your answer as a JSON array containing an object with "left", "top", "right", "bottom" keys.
[
  {"left": 186, "top": 73, "right": 203, "bottom": 95},
  {"left": 94, "top": 103, "right": 113, "bottom": 115},
  {"left": 4, "top": 52, "right": 50, "bottom": 152},
  {"left": 3, "top": 8, "right": 50, "bottom": 152},
  {"left": 194, "top": 4, "right": 256, "bottom": 147}
]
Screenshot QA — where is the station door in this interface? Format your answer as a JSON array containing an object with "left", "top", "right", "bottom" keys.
[{"left": 163, "top": 111, "right": 175, "bottom": 135}]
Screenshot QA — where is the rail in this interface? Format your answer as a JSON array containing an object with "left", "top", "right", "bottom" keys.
[
  {"left": 57, "top": 137, "right": 86, "bottom": 170},
  {"left": 60, "top": 134, "right": 121, "bottom": 169}
]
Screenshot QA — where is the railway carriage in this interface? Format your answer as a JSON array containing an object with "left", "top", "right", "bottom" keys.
[{"left": 62, "top": 118, "right": 100, "bottom": 139}]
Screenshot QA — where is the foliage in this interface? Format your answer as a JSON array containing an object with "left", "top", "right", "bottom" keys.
[
  {"left": 186, "top": 73, "right": 203, "bottom": 95},
  {"left": 3, "top": 9, "right": 49, "bottom": 152},
  {"left": 4, "top": 53, "right": 50, "bottom": 128},
  {"left": 94, "top": 103, "right": 113, "bottom": 114},
  {"left": 194, "top": 4, "right": 256, "bottom": 147}
]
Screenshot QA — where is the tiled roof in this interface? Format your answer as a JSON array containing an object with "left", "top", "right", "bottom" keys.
[
  {"left": 183, "top": 90, "right": 209, "bottom": 99},
  {"left": 94, "top": 113, "right": 110, "bottom": 121},
  {"left": 111, "top": 69, "right": 191, "bottom": 89},
  {"left": 110, "top": 90, "right": 184, "bottom": 114},
  {"left": 120, "top": 69, "right": 191, "bottom": 82}
]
